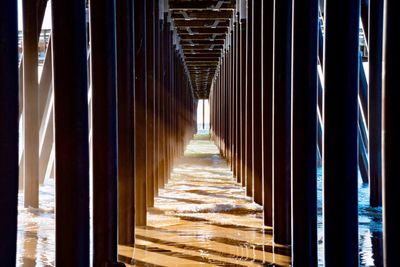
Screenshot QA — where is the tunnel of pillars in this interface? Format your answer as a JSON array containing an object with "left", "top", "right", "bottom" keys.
[{"left": 1, "top": 0, "right": 400, "bottom": 266}]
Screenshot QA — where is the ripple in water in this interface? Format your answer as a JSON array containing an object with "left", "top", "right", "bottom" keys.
[{"left": 317, "top": 168, "right": 383, "bottom": 266}]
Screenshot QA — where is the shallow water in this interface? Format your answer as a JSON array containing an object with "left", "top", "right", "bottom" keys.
[
  {"left": 17, "top": 179, "right": 55, "bottom": 266},
  {"left": 16, "top": 137, "right": 382, "bottom": 266},
  {"left": 317, "top": 168, "right": 383, "bottom": 267},
  {"left": 120, "top": 139, "right": 291, "bottom": 266}
]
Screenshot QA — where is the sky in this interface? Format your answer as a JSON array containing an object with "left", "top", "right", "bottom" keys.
[
  {"left": 197, "top": 99, "right": 210, "bottom": 126},
  {"left": 18, "top": 0, "right": 52, "bottom": 30}
]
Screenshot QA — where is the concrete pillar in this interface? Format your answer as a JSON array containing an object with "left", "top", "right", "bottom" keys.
[{"left": 0, "top": 1, "right": 19, "bottom": 264}]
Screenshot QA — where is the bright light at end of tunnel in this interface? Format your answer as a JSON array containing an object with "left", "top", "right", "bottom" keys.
[{"left": 197, "top": 99, "right": 210, "bottom": 132}]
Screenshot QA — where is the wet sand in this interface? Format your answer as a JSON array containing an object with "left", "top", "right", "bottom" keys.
[{"left": 120, "top": 137, "right": 291, "bottom": 266}]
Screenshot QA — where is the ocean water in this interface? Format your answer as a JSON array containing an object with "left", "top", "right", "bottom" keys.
[
  {"left": 197, "top": 124, "right": 210, "bottom": 135},
  {"left": 317, "top": 168, "right": 383, "bottom": 267},
  {"left": 16, "top": 147, "right": 383, "bottom": 266}
]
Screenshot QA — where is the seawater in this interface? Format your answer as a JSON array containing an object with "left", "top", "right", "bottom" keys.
[{"left": 317, "top": 168, "right": 383, "bottom": 267}]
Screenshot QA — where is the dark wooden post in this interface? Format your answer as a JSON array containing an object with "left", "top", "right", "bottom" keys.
[
  {"left": 235, "top": 19, "right": 242, "bottom": 184},
  {"left": 240, "top": 19, "right": 247, "bottom": 188},
  {"left": 221, "top": 57, "right": 226, "bottom": 156},
  {"left": 233, "top": 20, "right": 238, "bottom": 181},
  {"left": 0, "top": 1, "right": 19, "bottom": 264},
  {"left": 323, "top": 0, "right": 360, "bottom": 265},
  {"left": 154, "top": 0, "right": 160, "bottom": 197},
  {"left": 245, "top": 0, "right": 253, "bottom": 197},
  {"left": 368, "top": 0, "right": 384, "bottom": 207},
  {"left": 146, "top": 0, "right": 155, "bottom": 208},
  {"left": 90, "top": 0, "right": 121, "bottom": 264},
  {"left": 227, "top": 48, "right": 232, "bottom": 165},
  {"left": 116, "top": 0, "right": 135, "bottom": 245},
  {"left": 382, "top": 0, "right": 400, "bottom": 265},
  {"left": 291, "top": 0, "right": 318, "bottom": 265},
  {"left": 52, "top": 0, "right": 90, "bottom": 265},
  {"left": 22, "top": 0, "right": 39, "bottom": 208},
  {"left": 262, "top": 0, "right": 274, "bottom": 227},
  {"left": 134, "top": 0, "right": 148, "bottom": 227},
  {"left": 252, "top": 0, "right": 263, "bottom": 205},
  {"left": 273, "top": 0, "right": 292, "bottom": 245},
  {"left": 157, "top": 15, "right": 167, "bottom": 190}
]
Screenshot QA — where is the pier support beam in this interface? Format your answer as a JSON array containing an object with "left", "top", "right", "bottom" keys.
[
  {"left": 52, "top": 0, "right": 90, "bottom": 264},
  {"left": 134, "top": 0, "right": 148, "bottom": 226},
  {"left": 0, "top": 1, "right": 19, "bottom": 264},
  {"left": 323, "top": 0, "right": 359, "bottom": 265},
  {"left": 382, "top": 0, "right": 400, "bottom": 265},
  {"left": 273, "top": 0, "right": 292, "bottom": 245},
  {"left": 116, "top": 0, "right": 135, "bottom": 245},
  {"left": 90, "top": 0, "right": 120, "bottom": 264},
  {"left": 368, "top": 0, "right": 384, "bottom": 207},
  {"left": 146, "top": 0, "right": 155, "bottom": 208},
  {"left": 240, "top": 19, "right": 247, "bottom": 188},
  {"left": 22, "top": 0, "right": 39, "bottom": 208},
  {"left": 252, "top": 0, "right": 263, "bottom": 205},
  {"left": 245, "top": 0, "right": 253, "bottom": 197},
  {"left": 234, "top": 19, "right": 241, "bottom": 183},
  {"left": 154, "top": 3, "right": 160, "bottom": 197},
  {"left": 291, "top": 0, "right": 318, "bottom": 265},
  {"left": 262, "top": 0, "right": 274, "bottom": 227}
]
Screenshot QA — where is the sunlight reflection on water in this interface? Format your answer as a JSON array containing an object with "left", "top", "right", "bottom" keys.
[
  {"left": 16, "top": 138, "right": 383, "bottom": 266},
  {"left": 317, "top": 168, "right": 383, "bottom": 267}
]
